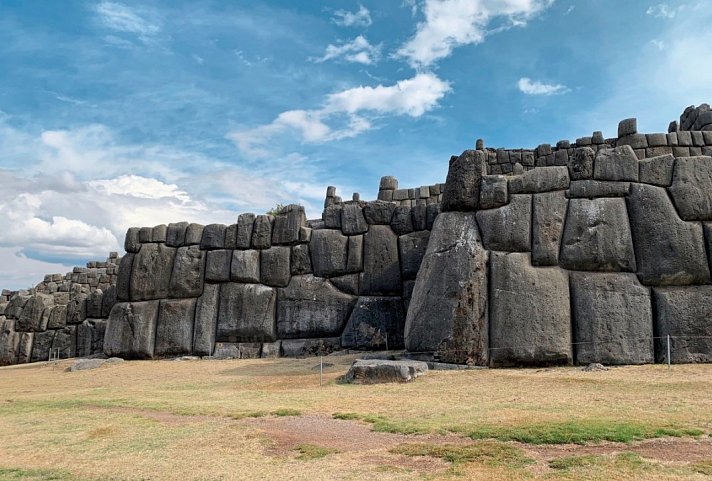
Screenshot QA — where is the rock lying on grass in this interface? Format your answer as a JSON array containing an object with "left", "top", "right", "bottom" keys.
[
  {"left": 342, "top": 359, "right": 428, "bottom": 384},
  {"left": 582, "top": 362, "right": 608, "bottom": 372},
  {"left": 65, "top": 357, "right": 124, "bottom": 372}
]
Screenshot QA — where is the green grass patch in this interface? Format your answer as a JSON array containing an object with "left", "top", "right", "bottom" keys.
[
  {"left": 332, "top": 412, "right": 429, "bottom": 434},
  {"left": 271, "top": 408, "right": 301, "bottom": 417},
  {"left": 391, "top": 441, "right": 533, "bottom": 469},
  {"left": 550, "top": 452, "right": 649, "bottom": 472},
  {"left": 0, "top": 467, "right": 86, "bottom": 481},
  {"left": 293, "top": 444, "right": 339, "bottom": 460},
  {"left": 462, "top": 421, "right": 704, "bottom": 445},
  {"left": 228, "top": 411, "right": 267, "bottom": 420}
]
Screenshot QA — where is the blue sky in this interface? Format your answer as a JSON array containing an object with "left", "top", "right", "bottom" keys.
[{"left": 0, "top": 0, "right": 709, "bottom": 289}]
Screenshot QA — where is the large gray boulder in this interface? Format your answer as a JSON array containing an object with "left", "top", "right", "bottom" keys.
[
  {"left": 236, "top": 213, "right": 255, "bottom": 249},
  {"left": 4, "top": 293, "right": 30, "bottom": 320},
  {"left": 441, "top": 150, "right": 487, "bottom": 211},
  {"left": 398, "top": 231, "right": 430, "bottom": 280},
  {"left": 130, "top": 243, "right": 176, "bottom": 301},
  {"left": 594, "top": 145, "right": 639, "bottom": 181},
  {"left": 104, "top": 301, "right": 160, "bottom": 359},
  {"left": 479, "top": 175, "right": 508, "bottom": 209},
  {"left": 566, "top": 181, "right": 630, "bottom": 198},
  {"left": 272, "top": 205, "right": 306, "bottom": 245},
  {"left": 639, "top": 154, "right": 674, "bottom": 187},
  {"left": 291, "top": 244, "right": 312, "bottom": 275},
  {"left": 653, "top": 287, "right": 712, "bottom": 363},
  {"left": 184, "top": 223, "right": 204, "bottom": 245},
  {"left": 342, "top": 359, "right": 428, "bottom": 384},
  {"left": 627, "top": 184, "right": 710, "bottom": 285},
  {"left": 192, "top": 283, "right": 219, "bottom": 356},
  {"left": 30, "top": 331, "right": 56, "bottom": 362},
  {"left": 359, "top": 225, "right": 402, "bottom": 296},
  {"left": 51, "top": 326, "right": 77, "bottom": 359},
  {"left": 567, "top": 147, "right": 595, "bottom": 180},
  {"left": 169, "top": 246, "right": 205, "bottom": 298},
  {"left": 571, "top": 273, "right": 653, "bottom": 365},
  {"left": 341, "top": 296, "right": 405, "bottom": 349},
  {"left": 217, "top": 283, "right": 277, "bottom": 342},
  {"left": 346, "top": 235, "right": 363, "bottom": 273},
  {"left": 155, "top": 298, "right": 196, "bottom": 357},
  {"left": 489, "top": 252, "right": 571, "bottom": 367},
  {"left": 476, "top": 194, "right": 531, "bottom": 252},
  {"left": 0, "top": 319, "right": 20, "bottom": 365},
  {"left": 200, "top": 224, "right": 227, "bottom": 250},
  {"left": 101, "top": 285, "right": 117, "bottom": 317},
  {"left": 16, "top": 293, "right": 54, "bottom": 332},
  {"left": 260, "top": 246, "right": 291, "bottom": 287},
  {"left": 166, "top": 222, "right": 189, "bottom": 247},
  {"left": 668, "top": 156, "right": 712, "bottom": 220},
  {"left": 124, "top": 227, "right": 140, "bottom": 253},
  {"left": 231, "top": 249, "right": 261, "bottom": 283},
  {"left": 363, "top": 201, "right": 396, "bottom": 225},
  {"left": 390, "top": 206, "right": 414, "bottom": 235},
  {"left": 116, "top": 253, "right": 134, "bottom": 301},
  {"left": 341, "top": 203, "right": 368, "bottom": 235},
  {"left": 404, "top": 212, "right": 488, "bottom": 365},
  {"left": 251, "top": 215, "right": 273, "bottom": 249},
  {"left": 310, "top": 229, "right": 348, "bottom": 278},
  {"left": 205, "top": 249, "right": 232, "bottom": 283},
  {"left": 508, "top": 166, "right": 570, "bottom": 194},
  {"left": 560, "top": 198, "right": 636, "bottom": 272},
  {"left": 280, "top": 337, "right": 341, "bottom": 357},
  {"left": 531, "top": 191, "right": 568, "bottom": 266},
  {"left": 276, "top": 275, "right": 356, "bottom": 339},
  {"left": 77, "top": 319, "right": 106, "bottom": 357}
]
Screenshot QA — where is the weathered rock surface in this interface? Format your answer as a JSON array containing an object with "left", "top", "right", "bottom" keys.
[
  {"left": 130, "top": 244, "right": 175, "bottom": 301},
  {"left": 310, "top": 229, "right": 348, "bottom": 278},
  {"left": 476, "top": 194, "right": 531, "bottom": 252},
  {"left": 104, "top": 301, "right": 160, "bottom": 359},
  {"left": 290, "top": 244, "right": 312, "bottom": 275},
  {"left": 218, "top": 283, "right": 277, "bottom": 342},
  {"left": 272, "top": 205, "right": 306, "bottom": 245},
  {"left": 566, "top": 181, "right": 630, "bottom": 198},
  {"left": 398, "top": 231, "right": 430, "bottom": 280},
  {"left": 231, "top": 249, "right": 260, "bottom": 283},
  {"left": 205, "top": 249, "right": 232, "bottom": 283},
  {"left": 342, "top": 359, "right": 428, "bottom": 384},
  {"left": 236, "top": 213, "right": 255, "bottom": 249},
  {"left": 16, "top": 293, "right": 53, "bottom": 332},
  {"left": 201, "top": 224, "right": 227, "bottom": 250},
  {"left": 0, "top": 319, "right": 20, "bottom": 365},
  {"left": 568, "top": 147, "right": 595, "bottom": 180},
  {"left": 531, "top": 191, "right": 568, "bottom": 266},
  {"left": 653, "top": 287, "right": 712, "bottom": 363},
  {"left": 509, "top": 167, "right": 570, "bottom": 194},
  {"left": 341, "top": 203, "right": 368, "bottom": 235},
  {"left": 77, "top": 319, "right": 106, "bottom": 357},
  {"left": 251, "top": 215, "right": 273, "bottom": 249},
  {"left": 560, "top": 198, "right": 636, "bottom": 272},
  {"left": 571, "top": 273, "right": 653, "bottom": 365},
  {"left": 260, "top": 246, "right": 291, "bottom": 287},
  {"left": 280, "top": 337, "right": 341, "bottom": 357},
  {"left": 627, "top": 184, "right": 710, "bottom": 285},
  {"left": 192, "top": 283, "right": 219, "bottom": 356},
  {"left": 639, "top": 154, "right": 674, "bottom": 187},
  {"left": 341, "top": 297, "right": 405, "bottom": 349},
  {"left": 668, "top": 156, "right": 712, "bottom": 220},
  {"left": 441, "top": 150, "right": 487, "bottom": 211},
  {"left": 166, "top": 222, "right": 189, "bottom": 247},
  {"left": 363, "top": 201, "right": 395, "bottom": 225},
  {"left": 30, "top": 331, "right": 56, "bottom": 362},
  {"left": 479, "top": 175, "right": 508, "bottom": 209},
  {"left": 276, "top": 275, "right": 356, "bottom": 339},
  {"left": 360, "top": 225, "right": 402, "bottom": 295},
  {"left": 594, "top": 145, "right": 639, "bottom": 181},
  {"left": 169, "top": 246, "right": 205, "bottom": 298},
  {"left": 489, "top": 252, "right": 571, "bottom": 367},
  {"left": 404, "top": 212, "right": 489, "bottom": 365},
  {"left": 390, "top": 206, "right": 414, "bottom": 235},
  {"left": 155, "top": 298, "right": 196, "bottom": 357}
]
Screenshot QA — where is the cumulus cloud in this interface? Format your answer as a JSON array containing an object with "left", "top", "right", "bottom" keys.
[
  {"left": 315, "top": 35, "right": 381, "bottom": 65},
  {"left": 229, "top": 73, "right": 451, "bottom": 158},
  {"left": 517, "top": 77, "right": 569, "bottom": 95},
  {"left": 396, "top": 0, "right": 554, "bottom": 68},
  {"left": 332, "top": 5, "right": 372, "bottom": 27}
]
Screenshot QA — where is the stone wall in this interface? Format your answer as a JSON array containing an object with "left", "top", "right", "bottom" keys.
[
  {"left": 405, "top": 113, "right": 712, "bottom": 366},
  {"left": 0, "top": 254, "right": 119, "bottom": 365},
  {"left": 2, "top": 104, "right": 712, "bottom": 367},
  {"left": 104, "top": 197, "right": 439, "bottom": 360}
]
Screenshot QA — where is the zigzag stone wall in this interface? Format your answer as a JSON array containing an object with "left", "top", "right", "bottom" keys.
[{"left": 1, "top": 104, "right": 712, "bottom": 367}]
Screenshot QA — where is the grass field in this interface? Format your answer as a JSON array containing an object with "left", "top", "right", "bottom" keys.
[{"left": 0, "top": 354, "right": 711, "bottom": 480}]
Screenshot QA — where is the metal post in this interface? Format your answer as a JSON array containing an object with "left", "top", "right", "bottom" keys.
[
  {"left": 385, "top": 332, "right": 389, "bottom": 352},
  {"left": 667, "top": 334, "right": 671, "bottom": 369},
  {"left": 320, "top": 355, "right": 323, "bottom": 387}
]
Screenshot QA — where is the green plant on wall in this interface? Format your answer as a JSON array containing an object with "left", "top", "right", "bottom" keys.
[{"left": 266, "top": 204, "right": 285, "bottom": 216}]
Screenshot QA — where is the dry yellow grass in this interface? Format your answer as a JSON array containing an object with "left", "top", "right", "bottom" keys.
[{"left": 0, "top": 355, "right": 711, "bottom": 481}]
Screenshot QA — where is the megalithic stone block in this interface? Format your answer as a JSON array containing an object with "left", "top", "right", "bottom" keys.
[
  {"left": 404, "top": 212, "right": 488, "bottom": 365},
  {"left": 489, "top": 252, "right": 571, "bottom": 367},
  {"left": 169, "top": 245, "right": 205, "bottom": 298},
  {"left": 193, "top": 283, "right": 219, "bottom": 356},
  {"left": 653, "top": 286, "right": 712, "bottom": 363},
  {"left": 155, "top": 298, "right": 196, "bottom": 357},
  {"left": 360, "top": 225, "right": 402, "bottom": 296},
  {"left": 251, "top": 215, "right": 274, "bottom": 249},
  {"left": 272, "top": 205, "right": 307, "bottom": 245},
  {"left": 217, "top": 283, "right": 277, "bottom": 342},
  {"left": 104, "top": 301, "right": 160, "bottom": 359},
  {"left": 236, "top": 213, "right": 256, "bottom": 249},
  {"left": 441, "top": 150, "right": 488, "bottom": 212},
  {"left": 130, "top": 243, "right": 176, "bottom": 301},
  {"left": 310, "top": 229, "right": 348, "bottom": 278}
]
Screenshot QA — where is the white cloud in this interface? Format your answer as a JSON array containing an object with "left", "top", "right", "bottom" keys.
[
  {"left": 94, "top": 2, "right": 161, "bottom": 43},
  {"left": 517, "top": 77, "right": 569, "bottom": 95},
  {"left": 650, "top": 39, "right": 665, "bottom": 51},
  {"left": 646, "top": 3, "right": 681, "bottom": 19},
  {"left": 229, "top": 73, "right": 451, "bottom": 157},
  {"left": 332, "top": 5, "right": 372, "bottom": 27},
  {"left": 396, "top": 0, "right": 554, "bottom": 68},
  {"left": 315, "top": 35, "right": 381, "bottom": 65}
]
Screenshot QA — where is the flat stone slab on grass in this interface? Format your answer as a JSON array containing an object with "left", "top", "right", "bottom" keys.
[
  {"left": 342, "top": 359, "right": 428, "bottom": 384},
  {"left": 65, "top": 357, "right": 124, "bottom": 372}
]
